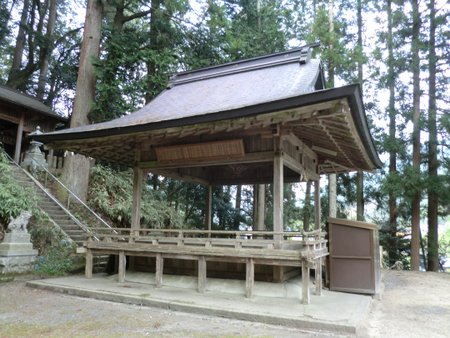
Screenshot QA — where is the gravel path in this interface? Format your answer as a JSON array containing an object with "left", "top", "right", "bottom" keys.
[{"left": 0, "top": 270, "right": 449, "bottom": 337}]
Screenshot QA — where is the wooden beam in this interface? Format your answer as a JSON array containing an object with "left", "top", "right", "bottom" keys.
[
  {"left": 139, "top": 151, "right": 273, "bottom": 170},
  {"left": 155, "top": 253, "right": 163, "bottom": 288},
  {"left": 0, "top": 111, "right": 20, "bottom": 124},
  {"left": 14, "top": 113, "right": 24, "bottom": 163},
  {"left": 312, "top": 145, "right": 337, "bottom": 157},
  {"left": 284, "top": 133, "right": 318, "bottom": 162},
  {"left": 245, "top": 258, "right": 255, "bottom": 298},
  {"left": 118, "top": 251, "right": 126, "bottom": 283},
  {"left": 149, "top": 168, "right": 210, "bottom": 185},
  {"left": 198, "top": 256, "right": 207, "bottom": 293}
]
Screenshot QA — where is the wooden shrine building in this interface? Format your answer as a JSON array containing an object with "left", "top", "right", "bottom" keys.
[
  {"left": 0, "top": 85, "right": 67, "bottom": 163},
  {"left": 33, "top": 45, "right": 381, "bottom": 304}
]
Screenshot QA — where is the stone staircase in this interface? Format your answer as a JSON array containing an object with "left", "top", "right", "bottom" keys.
[{"left": 9, "top": 164, "right": 109, "bottom": 271}]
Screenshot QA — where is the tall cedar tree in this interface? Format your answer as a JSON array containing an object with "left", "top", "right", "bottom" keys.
[
  {"left": 410, "top": 0, "right": 421, "bottom": 271},
  {"left": 426, "top": 0, "right": 439, "bottom": 271},
  {"left": 61, "top": 0, "right": 103, "bottom": 201}
]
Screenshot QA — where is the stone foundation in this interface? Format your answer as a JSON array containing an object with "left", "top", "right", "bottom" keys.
[{"left": 0, "top": 232, "right": 38, "bottom": 274}]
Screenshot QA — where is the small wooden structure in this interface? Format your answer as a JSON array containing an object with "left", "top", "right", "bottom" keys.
[
  {"left": 0, "top": 85, "right": 67, "bottom": 164},
  {"left": 34, "top": 45, "right": 381, "bottom": 304},
  {"left": 328, "top": 218, "right": 381, "bottom": 295}
]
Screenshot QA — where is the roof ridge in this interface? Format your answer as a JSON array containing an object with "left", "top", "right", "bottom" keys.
[{"left": 170, "top": 43, "right": 319, "bottom": 87}]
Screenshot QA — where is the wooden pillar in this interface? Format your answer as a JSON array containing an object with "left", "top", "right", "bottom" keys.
[
  {"left": 198, "top": 256, "right": 207, "bottom": 293},
  {"left": 155, "top": 253, "right": 163, "bottom": 288},
  {"left": 302, "top": 260, "right": 310, "bottom": 304},
  {"left": 85, "top": 249, "right": 93, "bottom": 279},
  {"left": 256, "top": 184, "right": 265, "bottom": 231},
  {"left": 118, "top": 251, "right": 126, "bottom": 283},
  {"left": 314, "top": 179, "right": 321, "bottom": 230},
  {"left": 245, "top": 258, "right": 255, "bottom": 298},
  {"left": 130, "top": 165, "right": 143, "bottom": 241},
  {"left": 205, "top": 185, "right": 212, "bottom": 232},
  {"left": 315, "top": 258, "right": 322, "bottom": 296},
  {"left": 314, "top": 179, "right": 323, "bottom": 294},
  {"left": 273, "top": 140, "right": 283, "bottom": 243},
  {"left": 13, "top": 113, "right": 24, "bottom": 163}
]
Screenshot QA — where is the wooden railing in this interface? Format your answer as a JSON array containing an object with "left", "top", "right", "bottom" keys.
[
  {"left": 83, "top": 227, "right": 328, "bottom": 304},
  {"left": 87, "top": 227, "right": 327, "bottom": 250}
]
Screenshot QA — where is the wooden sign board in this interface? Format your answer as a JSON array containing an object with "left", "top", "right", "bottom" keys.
[{"left": 155, "top": 139, "right": 245, "bottom": 163}]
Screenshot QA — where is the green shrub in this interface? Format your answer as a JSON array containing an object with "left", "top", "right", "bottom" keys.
[
  {"left": 88, "top": 164, "right": 183, "bottom": 228},
  {"left": 0, "top": 150, "right": 81, "bottom": 276},
  {"left": 0, "top": 152, "right": 38, "bottom": 226},
  {"left": 34, "top": 239, "right": 82, "bottom": 276}
]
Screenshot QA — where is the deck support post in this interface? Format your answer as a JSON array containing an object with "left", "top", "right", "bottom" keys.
[
  {"left": 13, "top": 112, "right": 24, "bottom": 163},
  {"left": 118, "top": 250, "right": 126, "bottom": 283},
  {"left": 273, "top": 134, "right": 284, "bottom": 281},
  {"left": 85, "top": 249, "right": 93, "bottom": 279},
  {"left": 198, "top": 256, "right": 207, "bottom": 293},
  {"left": 155, "top": 253, "right": 163, "bottom": 288},
  {"left": 246, "top": 258, "right": 255, "bottom": 298},
  {"left": 302, "top": 260, "right": 310, "bottom": 304}
]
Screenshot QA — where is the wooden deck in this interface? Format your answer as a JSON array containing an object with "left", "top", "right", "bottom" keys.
[{"left": 83, "top": 228, "right": 328, "bottom": 304}]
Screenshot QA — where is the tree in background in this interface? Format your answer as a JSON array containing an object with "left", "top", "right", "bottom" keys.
[{"left": 60, "top": 0, "right": 103, "bottom": 201}]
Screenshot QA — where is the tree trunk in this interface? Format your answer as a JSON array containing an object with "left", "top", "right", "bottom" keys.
[
  {"left": 327, "top": 0, "right": 337, "bottom": 219},
  {"left": 386, "top": 0, "right": 398, "bottom": 266},
  {"left": 427, "top": 0, "right": 439, "bottom": 272},
  {"left": 303, "top": 181, "right": 311, "bottom": 231},
  {"left": 146, "top": 0, "right": 162, "bottom": 103},
  {"left": 356, "top": 0, "right": 364, "bottom": 221},
  {"left": 36, "top": 0, "right": 57, "bottom": 101},
  {"left": 410, "top": 0, "right": 421, "bottom": 271},
  {"left": 233, "top": 185, "right": 242, "bottom": 230},
  {"left": 61, "top": 0, "right": 103, "bottom": 201},
  {"left": 0, "top": 0, "right": 16, "bottom": 46},
  {"left": 256, "top": 184, "right": 265, "bottom": 231},
  {"left": 7, "top": 0, "right": 30, "bottom": 89}
]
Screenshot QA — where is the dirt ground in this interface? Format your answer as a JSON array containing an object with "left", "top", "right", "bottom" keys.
[
  {"left": 362, "top": 270, "right": 450, "bottom": 338},
  {"left": 0, "top": 270, "right": 449, "bottom": 338}
]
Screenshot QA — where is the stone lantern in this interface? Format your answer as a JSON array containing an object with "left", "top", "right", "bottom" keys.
[{"left": 21, "top": 126, "right": 48, "bottom": 173}]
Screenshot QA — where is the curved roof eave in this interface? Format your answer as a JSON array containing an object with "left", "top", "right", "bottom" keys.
[{"left": 33, "top": 84, "right": 382, "bottom": 169}]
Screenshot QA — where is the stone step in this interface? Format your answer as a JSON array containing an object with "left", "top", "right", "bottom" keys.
[
  {"left": 48, "top": 213, "right": 73, "bottom": 220},
  {"left": 43, "top": 207, "right": 67, "bottom": 214},
  {"left": 51, "top": 221, "right": 77, "bottom": 229},
  {"left": 64, "top": 230, "right": 86, "bottom": 237},
  {"left": 62, "top": 225, "right": 85, "bottom": 231},
  {"left": 71, "top": 236, "right": 88, "bottom": 242}
]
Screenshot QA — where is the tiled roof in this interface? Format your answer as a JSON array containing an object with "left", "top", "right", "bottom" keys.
[{"left": 34, "top": 45, "right": 323, "bottom": 136}]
